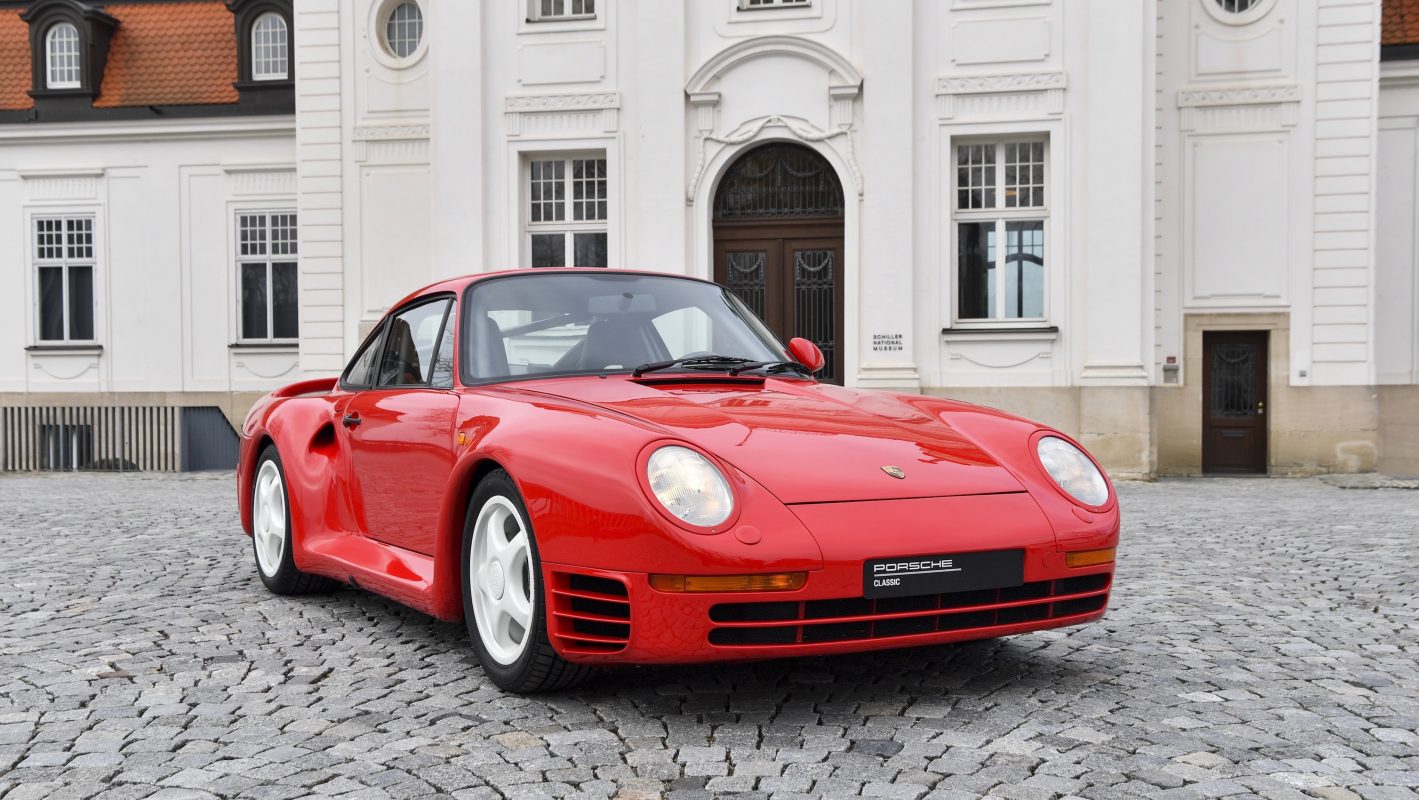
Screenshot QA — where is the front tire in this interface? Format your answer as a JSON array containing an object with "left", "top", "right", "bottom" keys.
[
  {"left": 462, "top": 469, "right": 592, "bottom": 692},
  {"left": 251, "top": 445, "right": 339, "bottom": 595}
]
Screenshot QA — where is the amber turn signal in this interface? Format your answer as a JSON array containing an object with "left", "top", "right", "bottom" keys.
[
  {"left": 649, "top": 572, "right": 807, "bottom": 593},
  {"left": 1065, "top": 547, "right": 1116, "bottom": 568}
]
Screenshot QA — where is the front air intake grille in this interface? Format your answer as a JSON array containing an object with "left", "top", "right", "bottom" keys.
[
  {"left": 708, "top": 573, "right": 1110, "bottom": 647},
  {"left": 549, "top": 572, "right": 631, "bottom": 655}
]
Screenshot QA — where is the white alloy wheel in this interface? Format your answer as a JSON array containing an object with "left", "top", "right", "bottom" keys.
[
  {"left": 469, "top": 495, "right": 536, "bottom": 665},
  {"left": 253, "top": 459, "right": 287, "bottom": 577}
]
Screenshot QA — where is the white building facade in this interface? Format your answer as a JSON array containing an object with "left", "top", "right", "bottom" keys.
[{"left": 2, "top": 0, "right": 1416, "bottom": 476}]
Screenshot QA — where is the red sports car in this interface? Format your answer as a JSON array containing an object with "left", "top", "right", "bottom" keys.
[{"left": 238, "top": 269, "right": 1118, "bottom": 692}]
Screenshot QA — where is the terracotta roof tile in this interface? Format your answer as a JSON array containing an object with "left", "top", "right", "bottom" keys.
[
  {"left": 94, "top": 2, "right": 238, "bottom": 108},
  {"left": 1385, "top": 0, "right": 1419, "bottom": 47},
  {"left": 0, "top": 9, "right": 33, "bottom": 111}
]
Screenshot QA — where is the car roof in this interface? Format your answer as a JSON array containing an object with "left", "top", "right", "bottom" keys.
[{"left": 387, "top": 268, "right": 720, "bottom": 314}]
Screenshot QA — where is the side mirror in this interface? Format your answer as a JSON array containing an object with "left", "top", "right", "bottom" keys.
[{"left": 787, "top": 337, "right": 825, "bottom": 374}]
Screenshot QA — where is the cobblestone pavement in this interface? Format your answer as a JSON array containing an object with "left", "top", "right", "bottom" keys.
[{"left": 1, "top": 473, "right": 1417, "bottom": 800}]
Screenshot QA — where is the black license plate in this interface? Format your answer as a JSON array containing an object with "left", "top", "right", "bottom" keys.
[{"left": 863, "top": 550, "right": 1024, "bottom": 599}]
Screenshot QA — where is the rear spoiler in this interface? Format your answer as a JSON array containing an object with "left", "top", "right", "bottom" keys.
[{"left": 271, "top": 376, "right": 339, "bottom": 399}]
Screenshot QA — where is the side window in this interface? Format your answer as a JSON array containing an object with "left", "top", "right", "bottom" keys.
[
  {"left": 429, "top": 306, "right": 456, "bottom": 388},
  {"left": 377, "top": 299, "right": 451, "bottom": 387},
  {"left": 342, "top": 325, "right": 386, "bottom": 389}
]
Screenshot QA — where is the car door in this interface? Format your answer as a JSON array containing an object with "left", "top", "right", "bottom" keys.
[{"left": 341, "top": 296, "right": 460, "bottom": 555}]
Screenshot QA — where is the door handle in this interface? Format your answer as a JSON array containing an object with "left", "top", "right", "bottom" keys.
[
  {"left": 342, "top": 413, "right": 362, "bottom": 428},
  {"left": 1256, "top": 401, "right": 1265, "bottom": 416}
]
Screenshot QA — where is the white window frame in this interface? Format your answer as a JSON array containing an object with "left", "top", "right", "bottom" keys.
[
  {"left": 45, "top": 22, "right": 81, "bottom": 90},
  {"left": 382, "top": 0, "right": 424, "bottom": 60},
  {"left": 32, "top": 214, "right": 97, "bottom": 344},
  {"left": 523, "top": 152, "right": 609, "bottom": 268},
  {"left": 738, "top": 0, "right": 811, "bottom": 9},
  {"left": 1202, "top": 0, "right": 1279, "bottom": 26},
  {"left": 528, "top": 0, "right": 595, "bottom": 22},
  {"left": 950, "top": 137, "right": 1051, "bottom": 327},
  {"left": 235, "top": 210, "right": 299, "bottom": 344},
  {"left": 251, "top": 12, "right": 289, "bottom": 81}
]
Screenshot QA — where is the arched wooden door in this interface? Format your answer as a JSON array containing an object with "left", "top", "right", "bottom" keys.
[{"left": 713, "top": 143, "right": 845, "bottom": 383}]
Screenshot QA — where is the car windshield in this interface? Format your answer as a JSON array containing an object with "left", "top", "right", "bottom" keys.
[{"left": 461, "top": 272, "right": 788, "bottom": 382}]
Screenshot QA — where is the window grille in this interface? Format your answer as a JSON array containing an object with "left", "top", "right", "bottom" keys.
[
  {"left": 252, "top": 13, "right": 289, "bottom": 80},
  {"left": 45, "top": 23, "right": 80, "bottom": 88},
  {"left": 953, "top": 140, "right": 1048, "bottom": 322},
  {"left": 385, "top": 2, "right": 423, "bottom": 58},
  {"left": 34, "top": 216, "right": 95, "bottom": 342},
  {"left": 237, "top": 212, "right": 299, "bottom": 341},
  {"left": 712, "top": 143, "right": 844, "bottom": 220},
  {"left": 526, "top": 156, "right": 608, "bottom": 267}
]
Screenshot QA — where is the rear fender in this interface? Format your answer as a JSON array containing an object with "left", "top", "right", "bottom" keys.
[{"left": 240, "top": 394, "right": 351, "bottom": 571}]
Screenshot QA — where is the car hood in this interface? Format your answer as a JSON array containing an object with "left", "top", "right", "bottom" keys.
[{"left": 518, "top": 376, "right": 1026, "bottom": 504}]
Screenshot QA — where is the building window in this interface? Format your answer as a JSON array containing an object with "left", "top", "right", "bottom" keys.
[
  {"left": 526, "top": 155, "right": 607, "bottom": 267},
  {"left": 251, "top": 12, "right": 288, "bottom": 81},
  {"left": 1202, "top": 0, "right": 1276, "bottom": 24},
  {"left": 34, "top": 216, "right": 95, "bottom": 342},
  {"left": 383, "top": 1, "right": 423, "bottom": 59},
  {"left": 45, "top": 22, "right": 80, "bottom": 89},
  {"left": 237, "top": 212, "right": 299, "bottom": 341},
  {"left": 740, "top": 0, "right": 810, "bottom": 8},
  {"left": 530, "top": 0, "right": 595, "bottom": 22},
  {"left": 953, "top": 140, "right": 1047, "bottom": 322}
]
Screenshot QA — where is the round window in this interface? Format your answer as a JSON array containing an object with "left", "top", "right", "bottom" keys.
[
  {"left": 384, "top": 1, "right": 423, "bottom": 60},
  {"left": 1203, "top": 0, "right": 1277, "bottom": 25}
]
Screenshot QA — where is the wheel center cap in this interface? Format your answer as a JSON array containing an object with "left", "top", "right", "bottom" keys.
[{"left": 487, "top": 562, "right": 505, "bottom": 601}]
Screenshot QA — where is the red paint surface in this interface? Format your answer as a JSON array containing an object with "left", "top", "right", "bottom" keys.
[{"left": 237, "top": 269, "right": 1119, "bottom": 663}]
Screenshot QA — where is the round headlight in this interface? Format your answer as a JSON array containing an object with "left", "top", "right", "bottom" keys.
[
  {"left": 1036, "top": 436, "right": 1110, "bottom": 507},
  {"left": 646, "top": 446, "right": 734, "bottom": 528}
]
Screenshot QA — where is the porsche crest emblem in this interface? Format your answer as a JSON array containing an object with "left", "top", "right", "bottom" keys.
[{"left": 881, "top": 466, "right": 906, "bottom": 479}]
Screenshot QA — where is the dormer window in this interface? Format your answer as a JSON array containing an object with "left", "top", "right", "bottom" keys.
[
  {"left": 45, "top": 22, "right": 81, "bottom": 89},
  {"left": 20, "top": 0, "right": 118, "bottom": 101},
  {"left": 226, "top": 0, "right": 293, "bottom": 91},
  {"left": 251, "top": 12, "right": 288, "bottom": 81}
]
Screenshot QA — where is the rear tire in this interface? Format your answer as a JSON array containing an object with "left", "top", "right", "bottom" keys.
[
  {"left": 251, "top": 444, "right": 340, "bottom": 596},
  {"left": 462, "top": 469, "right": 593, "bottom": 692}
]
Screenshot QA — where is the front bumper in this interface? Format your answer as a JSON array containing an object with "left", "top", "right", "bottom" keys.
[
  {"left": 541, "top": 550, "right": 1112, "bottom": 665},
  {"left": 541, "top": 491, "right": 1118, "bottom": 665}
]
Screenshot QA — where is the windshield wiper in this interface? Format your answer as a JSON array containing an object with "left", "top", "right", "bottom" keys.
[
  {"left": 631, "top": 355, "right": 756, "bottom": 377},
  {"left": 727, "top": 360, "right": 814, "bottom": 377}
]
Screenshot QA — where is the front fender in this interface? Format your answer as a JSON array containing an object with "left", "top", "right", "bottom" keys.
[
  {"left": 424, "top": 387, "right": 825, "bottom": 621},
  {"left": 900, "top": 394, "right": 1121, "bottom": 553}
]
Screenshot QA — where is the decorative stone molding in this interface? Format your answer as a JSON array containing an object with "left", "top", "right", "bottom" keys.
[
  {"left": 686, "top": 115, "right": 864, "bottom": 203},
  {"left": 1177, "top": 85, "right": 1299, "bottom": 131},
  {"left": 936, "top": 71, "right": 1066, "bottom": 120},
  {"left": 949, "top": 349, "right": 1050, "bottom": 369},
  {"left": 352, "top": 124, "right": 431, "bottom": 163},
  {"left": 352, "top": 124, "right": 431, "bottom": 141},
  {"left": 686, "top": 36, "right": 863, "bottom": 95},
  {"left": 504, "top": 92, "right": 620, "bottom": 138},
  {"left": 685, "top": 37, "right": 863, "bottom": 203},
  {"left": 504, "top": 92, "right": 618, "bottom": 112},
  {"left": 28, "top": 351, "right": 101, "bottom": 381},
  {"left": 24, "top": 175, "right": 101, "bottom": 201},
  {"left": 1176, "top": 85, "right": 1300, "bottom": 107},
  {"left": 230, "top": 169, "right": 296, "bottom": 196}
]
